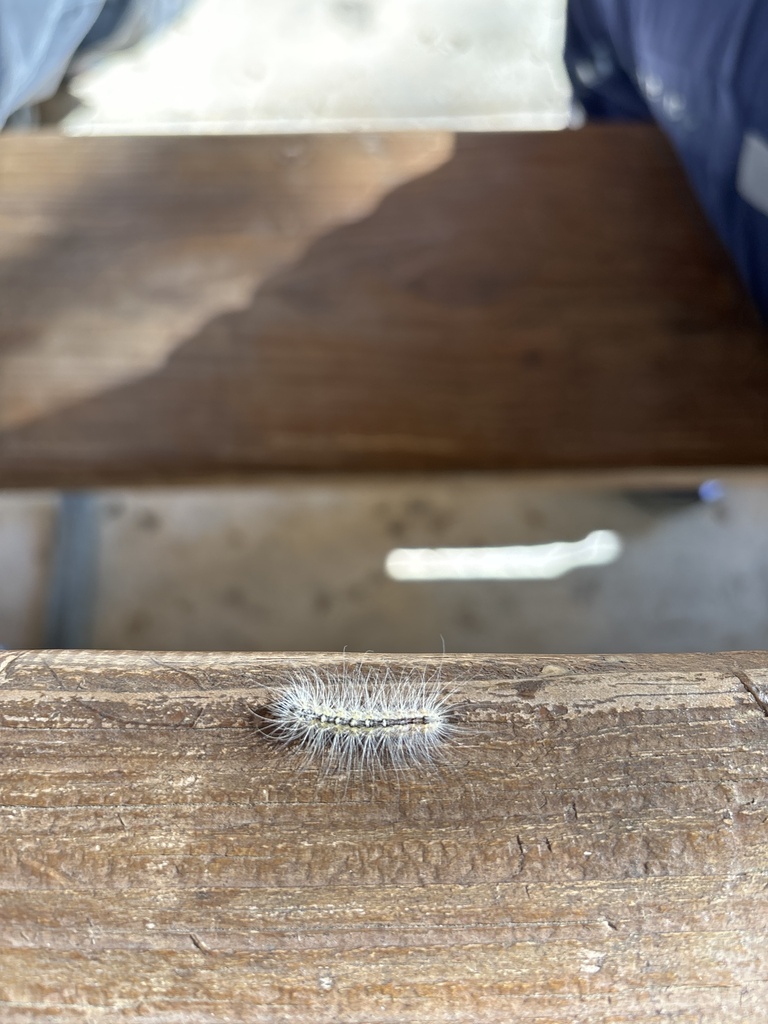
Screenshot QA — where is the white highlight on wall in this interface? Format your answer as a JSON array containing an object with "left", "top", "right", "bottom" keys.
[
  {"left": 737, "top": 132, "right": 768, "bottom": 218},
  {"left": 385, "top": 529, "right": 623, "bottom": 581}
]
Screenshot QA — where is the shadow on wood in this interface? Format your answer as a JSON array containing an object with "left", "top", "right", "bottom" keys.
[{"left": 0, "top": 126, "right": 766, "bottom": 487}]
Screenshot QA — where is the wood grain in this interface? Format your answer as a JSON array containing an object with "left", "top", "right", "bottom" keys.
[
  {"left": 1, "top": 649, "right": 766, "bottom": 1022},
  {"left": 0, "top": 125, "right": 766, "bottom": 486}
]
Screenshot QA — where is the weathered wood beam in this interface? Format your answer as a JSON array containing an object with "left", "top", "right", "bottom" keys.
[{"left": 1, "top": 649, "right": 766, "bottom": 1021}]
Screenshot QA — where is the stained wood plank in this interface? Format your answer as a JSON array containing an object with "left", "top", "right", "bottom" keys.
[
  {"left": 0, "top": 649, "right": 767, "bottom": 1022},
  {"left": 0, "top": 125, "right": 766, "bottom": 486}
]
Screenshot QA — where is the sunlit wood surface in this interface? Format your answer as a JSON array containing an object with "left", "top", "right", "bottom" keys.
[{"left": 0, "top": 125, "right": 765, "bottom": 486}]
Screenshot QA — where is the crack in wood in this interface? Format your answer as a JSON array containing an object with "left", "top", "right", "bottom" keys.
[{"left": 733, "top": 670, "right": 768, "bottom": 717}]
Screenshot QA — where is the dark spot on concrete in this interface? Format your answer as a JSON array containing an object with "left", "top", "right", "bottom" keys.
[
  {"left": 570, "top": 574, "right": 601, "bottom": 603},
  {"left": 523, "top": 506, "right": 546, "bottom": 530},
  {"left": 221, "top": 586, "right": 246, "bottom": 608},
  {"left": 405, "top": 498, "right": 431, "bottom": 517},
  {"left": 137, "top": 509, "right": 161, "bottom": 531},
  {"left": 387, "top": 518, "right": 406, "bottom": 539},
  {"left": 126, "top": 610, "right": 151, "bottom": 637},
  {"left": 457, "top": 607, "right": 481, "bottom": 632}
]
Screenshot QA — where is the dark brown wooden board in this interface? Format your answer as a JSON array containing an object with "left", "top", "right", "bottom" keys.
[
  {"left": 0, "top": 125, "right": 766, "bottom": 487},
  {"left": 1, "top": 649, "right": 767, "bottom": 1021}
]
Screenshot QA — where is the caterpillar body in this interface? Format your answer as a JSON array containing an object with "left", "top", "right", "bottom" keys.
[{"left": 264, "top": 663, "right": 458, "bottom": 773}]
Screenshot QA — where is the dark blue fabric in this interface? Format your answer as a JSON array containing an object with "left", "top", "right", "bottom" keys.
[
  {"left": 565, "top": 0, "right": 768, "bottom": 321},
  {"left": 78, "top": 0, "right": 130, "bottom": 51}
]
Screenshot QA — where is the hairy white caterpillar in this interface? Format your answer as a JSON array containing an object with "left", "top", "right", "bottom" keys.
[{"left": 261, "top": 663, "right": 459, "bottom": 773}]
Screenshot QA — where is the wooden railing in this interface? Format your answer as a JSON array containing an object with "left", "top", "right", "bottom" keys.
[{"left": 1, "top": 649, "right": 766, "bottom": 1021}]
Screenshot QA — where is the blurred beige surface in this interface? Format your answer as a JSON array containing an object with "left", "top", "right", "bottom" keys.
[
  {"left": 75, "top": 472, "right": 768, "bottom": 653},
  {"left": 0, "top": 492, "right": 57, "bottom": 649},
  {"left": 5, "top": 473, "right": 768, "bottom": 654}
]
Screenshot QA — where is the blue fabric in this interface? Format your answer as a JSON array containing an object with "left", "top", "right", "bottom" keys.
[
  {"left": 79, "top": 0, "right": 130, "bottom": 50},
  {"left": 0, "top": 0, "right": 190, "bottom": 126},
  {"left": 565, "top": 0, "right": 768, "bottom": 321},
  {"left": 77, "top": 0, "right": 191, "bottom": 58},
  {"left": 0, "top": 1, "right": 104, "bottom": 123}
]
